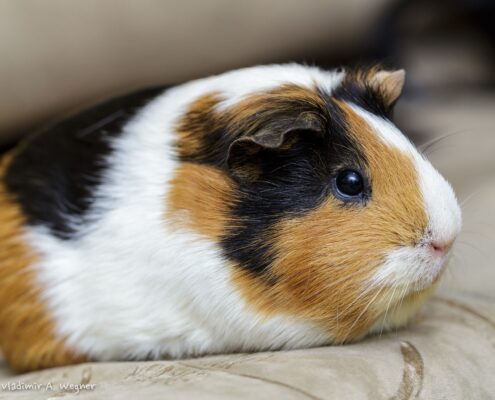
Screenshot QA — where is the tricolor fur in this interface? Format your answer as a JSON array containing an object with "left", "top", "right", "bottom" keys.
[{"left": 0, "top": 64, "right": 461, "bottom": 372}]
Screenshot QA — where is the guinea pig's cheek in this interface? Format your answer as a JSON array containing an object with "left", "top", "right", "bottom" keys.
[{"left": 241, "top": 206, "right": 392, "bottom": 340}]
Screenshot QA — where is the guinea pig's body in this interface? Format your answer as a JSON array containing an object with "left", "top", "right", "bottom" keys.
[{"left": 0, "top": 64, "right": 461, "bottom": 372}]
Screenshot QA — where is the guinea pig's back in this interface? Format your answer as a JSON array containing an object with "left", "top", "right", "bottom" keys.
[
  {"left": 3, "top": 87, "right": 167, "bottom": 239},
  {"left": 0, "top": 87, "right": 169, "bottom": 371}
]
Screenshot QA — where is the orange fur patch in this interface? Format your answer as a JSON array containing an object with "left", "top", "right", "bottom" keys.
[
  {"left": 166, "top": 163, "right": 237, "bottom": 239},
  {"left": 0, "top": 154, "right": 87, "bottom": 372},
  {"left": 225, "top": 84, "right": 327, "bottom": 129},
  {"left": 231, "top": 100, "right": 428, "bottom": 342},
  {"left": 176, "top": 93, "right": 223, "bottom": 161}
]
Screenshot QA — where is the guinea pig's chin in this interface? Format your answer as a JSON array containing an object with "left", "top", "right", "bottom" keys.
[{"left": 368, "top": 284, "right": 437, "bottom": 336}]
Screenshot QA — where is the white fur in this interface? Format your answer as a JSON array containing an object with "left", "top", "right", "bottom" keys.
[
  {"left": 210, "top": 63, "right": 344, "bottom": 109},
  {"left": 372, "top": 246, "right": 451, "bottom": 291},
  {"left": 25, "top": 64, "right": 345, "bottom": 360},
  {"left": 350, "top": 106, "right": 462, "bottom": 289}
]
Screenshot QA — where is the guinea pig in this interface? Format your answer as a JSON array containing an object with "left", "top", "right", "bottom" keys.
[{"left": 0, "top": 64, "right": 461, "bottom": 372}]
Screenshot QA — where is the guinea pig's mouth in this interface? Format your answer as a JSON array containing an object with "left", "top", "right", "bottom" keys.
[
  {"left": 371, "top": 244, "right": 453, "bottom": 293},
  {"left": 410, "top": 251, "right": 450, "bottom": 290}
]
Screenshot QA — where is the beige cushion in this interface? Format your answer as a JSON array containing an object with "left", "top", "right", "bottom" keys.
[{"left": 0, "top": 293, "right": 494, "bottom": 399}]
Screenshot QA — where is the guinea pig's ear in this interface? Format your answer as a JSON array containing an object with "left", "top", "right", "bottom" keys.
[
  {"left": 227, "top": 114, "right": 324, "bottom": 182},
  {"left": 370, "top": 69, "right": 406, "bottom": 109}
]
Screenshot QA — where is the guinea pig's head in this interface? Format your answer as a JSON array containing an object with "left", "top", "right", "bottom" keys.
[{"left": 171, "top": 66, "right": 462, "bottom": 343}]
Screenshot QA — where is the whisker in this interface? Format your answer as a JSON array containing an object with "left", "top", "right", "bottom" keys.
[
  {"left": 460, "top": 229, "right": 495, "bottom": 242},
  {"left": 425, "top": 144, "right": 458, "bottom": 158},
  {"left": 460, "top": 187, "right": 490, "bottom": 209},
  {"left": 456, "top": 240, "right": 492, "bottom": 263},
  {"left": 448, "top": 251, "right": 468, "bottom": 282},
  {"left": 342, "top": 284, "right": 386, "bottom": 343},
  {"left": 337, "top": 282, "right": 377, "bottom": 317},
  {"left": 462, "top": 220, "right": 495, "bottom": 234},
  {"left": 390, "top": 282, "right": 410, "bottom": 337},
  {"left": 419, "top": 130, "right": 466, "bottom": 156},
  {"left": 379, "top": 284, "right": 397, "bottom": 337},
  {"left": 442, "top": 266, "right": 460, "bottom": 289}
]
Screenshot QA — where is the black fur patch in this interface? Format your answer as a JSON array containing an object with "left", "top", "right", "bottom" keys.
[
  {"left": 176, "top": 88, "right": 368, "bottom": 277},
  {"left": 223, "top": 102, "right": 368, "bottom": 277},
  {"left": 177, "top": 96, "right": 234, "bottom": 168},
  {"left": 4, "top": 86, "right": 168, "bottom": 239},
  {"left": 333, "top": 71, "right": 393, "bottom": 119},
  {"left": 333, "top": 82, "right": 389, "bottom": 118}
]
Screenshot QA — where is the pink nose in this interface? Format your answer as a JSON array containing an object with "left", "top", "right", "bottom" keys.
[{"left": 430, "top": 240, "right": 454, "bottom": 254}]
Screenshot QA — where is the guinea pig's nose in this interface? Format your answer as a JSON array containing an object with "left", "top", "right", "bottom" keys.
[{"left": 429, "top": 239, "right": 454, "bottom": 255}]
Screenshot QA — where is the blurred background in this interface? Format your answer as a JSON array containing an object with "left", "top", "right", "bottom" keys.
[{"left": 1, "top": 0, "right": 494, "bottom": 293}]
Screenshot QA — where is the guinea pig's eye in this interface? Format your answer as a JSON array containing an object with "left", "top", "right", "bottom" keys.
[{"left": 334, "top": 169, "right": 365, "bottom": 200}]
